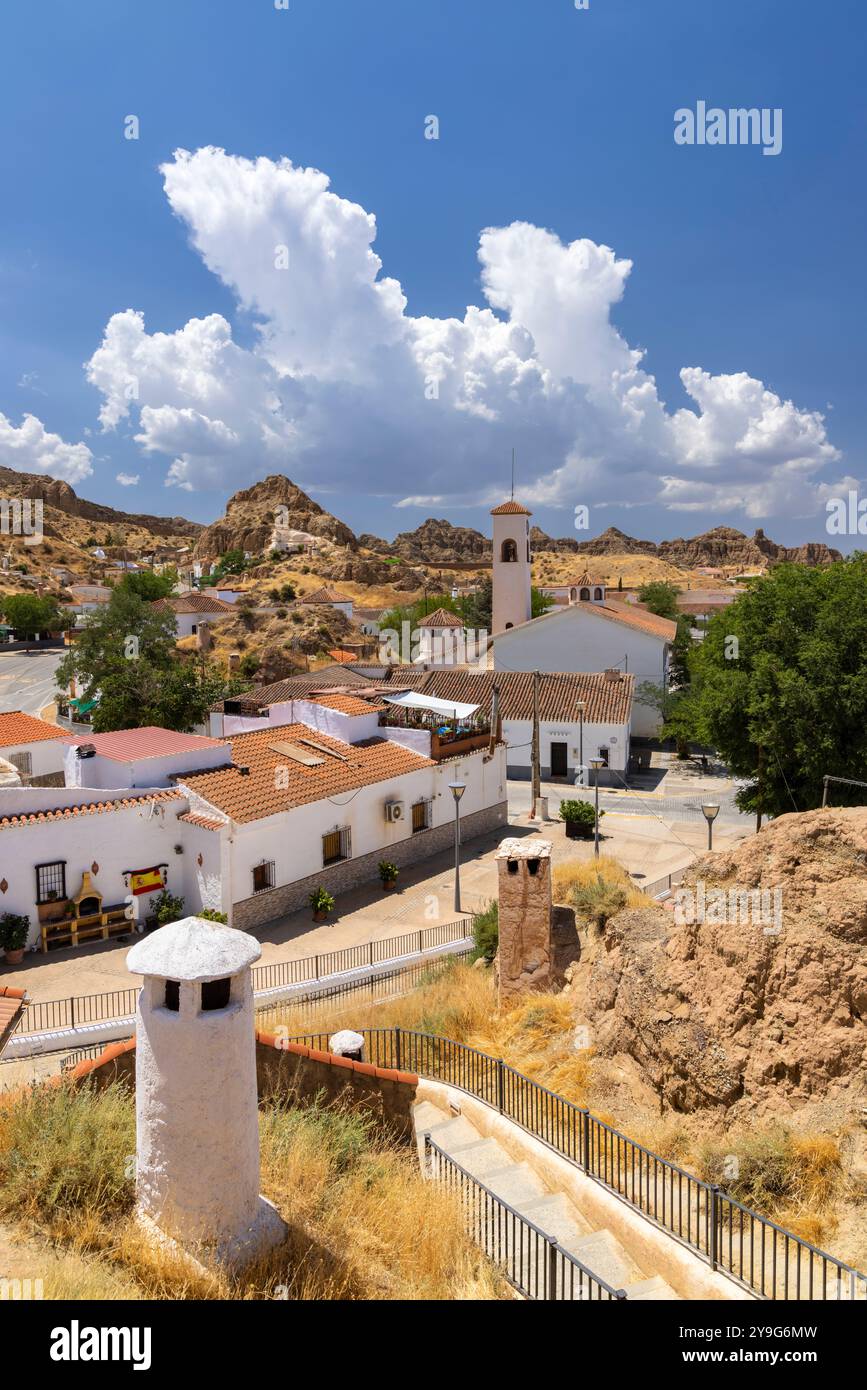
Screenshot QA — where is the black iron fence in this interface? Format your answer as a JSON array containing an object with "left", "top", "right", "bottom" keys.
[
  {"left": 285, "top": 1026, "right": 867, "bottom": 1303},
  {"left": 424, "top": 1135, "right": 625, "bottom": 1301},
  {"left": 10, "top": 918, "right": 473, "bottom": 1039}
]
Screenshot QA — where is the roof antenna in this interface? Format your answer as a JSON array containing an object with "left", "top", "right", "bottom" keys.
[{"left": 511, "top": 447, "right": 516, "bottom": 501}]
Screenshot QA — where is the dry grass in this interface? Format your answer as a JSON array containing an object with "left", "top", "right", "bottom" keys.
[
  {"left": 552, "top": 854, "right": 649, "bottom": 910},
  {"left": 0, "top": 1079, "right": 504, "bottom": 1301},
  {"left": 268, "top": 958, "right": 595, "bottom": 1109}
]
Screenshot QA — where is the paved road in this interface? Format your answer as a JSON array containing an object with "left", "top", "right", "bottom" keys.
[
  {"left": 0, "top": 650, "right": 63, "bottom": 715},
  {"left": 510, "top": 778, "right": 749, "bottom": 827}
]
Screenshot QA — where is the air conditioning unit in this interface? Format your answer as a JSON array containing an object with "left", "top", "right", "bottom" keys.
[{"left": 385, "top": 800, "right": 405, "bottom": 823}]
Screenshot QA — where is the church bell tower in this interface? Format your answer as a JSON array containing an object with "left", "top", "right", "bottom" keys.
[{"left": 491, "top": 499, "right": 532, "bottom": 635}]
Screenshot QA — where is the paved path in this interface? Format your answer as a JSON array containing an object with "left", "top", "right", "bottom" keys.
[
  {"left": 0, "top": 650, "right": 63, "bottom": 714},
  {"left": 414, "top": 1098, "right": 678, "bottom": 1300}
]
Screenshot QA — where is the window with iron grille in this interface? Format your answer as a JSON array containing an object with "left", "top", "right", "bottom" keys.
[
  {"left": 252, "top": 860, "right": 275, "bottom": 893},
  {"left": 322, "top": 826, "right": 351, "bottom": 866},
  {"left": 9, "top": 750, "right": 32, "bottom": 778},
  {"left": 411, "top": 799, "right": 432, "bottom": 833},
  {"left": 36, "top": 861, "right": 66, "bottom": 904}
]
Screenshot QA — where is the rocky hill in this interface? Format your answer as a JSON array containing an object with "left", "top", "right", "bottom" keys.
[
  {"left": 584, "top": 808, "right": 867, "bottom": 1122},
  {"left": 193, "top": 475, "right": 358, "bottom": 558},
  {"left": 0, "top": 464, "right": 199, "bottom": 539}
]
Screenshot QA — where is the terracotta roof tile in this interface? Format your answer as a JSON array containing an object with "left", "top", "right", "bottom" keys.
[
  {"left": 490, "top": 500, "right": 532, "bottom": 515},
  {"left": 214, "top": 664, "right": 373, "bottom": 712},
  {"left": 309, "top": 693, "right": 386, "bottom": 715},
  {"left": 407, "top": 668, "right": 634, "bottom": 725},
  {"left": 0, "top": 712, "right": 73, "bottom": 749},
  {"left": 299, "top": 587, "right": 353, "bottom": 604},
  {"left": 153, "top": 594, "right": 234, "bottom": 615},
  {"left": 0, "top": 788, "right": 182, "bottom": 830},
  {"left": 417, "top": 608, "right": 464, "bottom": 629},
  {"left": 177, "top": 810, "right": 225, "bottom": 831},
  {"left": 326, "top": 648, "right": 359, "bottom": 664},
  {"left": 180, "top": 723, "right": 432, "bottom": 823}
]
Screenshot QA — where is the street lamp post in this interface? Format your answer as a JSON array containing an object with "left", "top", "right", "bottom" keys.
[
  {"left": 576, "top": 700, "right": 585, "bottom": 784},
  {"left": 448, "top": 781, "right": 467, "bottom": 913},
  {"left": 589, "top": 757, "right": 605, "bottom": 858},
  {"left": 701, "top": 802, "right": 720, "bottom": 851}
]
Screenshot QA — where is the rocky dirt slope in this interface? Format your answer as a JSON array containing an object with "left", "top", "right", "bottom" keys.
[{"left": 584, "top": 808, "right": 866, "bottom": 1122}]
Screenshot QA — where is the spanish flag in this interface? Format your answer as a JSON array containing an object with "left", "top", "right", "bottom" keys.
[{"left": 130, "top": 867, "right": 164, "bottom": 896}]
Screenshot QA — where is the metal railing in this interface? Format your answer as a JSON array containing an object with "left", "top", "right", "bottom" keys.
[
  {"left": 634, "top": 866, "right": 690, "bottom": 900},
  {"left": 255, "top": 951, "right": 472, "bottom": 1028},
  {"left": 10, "top": 918, "right": 473, "bottom": 1039},
  {"left": 285, "top": 1027, "right": 867, "bottom": 1302},
  {"left": 423, "top": 1134, "right": 625, "bottom": 1301}
]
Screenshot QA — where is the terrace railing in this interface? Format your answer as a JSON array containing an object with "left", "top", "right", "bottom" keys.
[
  {"left": 423, "top": 1135, "right": 625, "bottom": 1301},
  {"left": 9, "top": 918, "right": 473, "bottom": 1039},
  {"left": 285, "top": 1027, "right": 867, "bottom": 1303}
]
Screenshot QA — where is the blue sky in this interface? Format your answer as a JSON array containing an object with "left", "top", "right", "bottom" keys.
[{"left": 1, "top": 0, "right": 865, "bottom": 547}]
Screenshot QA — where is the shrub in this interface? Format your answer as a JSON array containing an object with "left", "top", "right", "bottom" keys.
[
  {"left": 0, "top": 912, "right": 30, "bottom": 952},
  {"left": 471, "top": 901, "right": 498, "bottom": 961},
  {"left": 569, "top": 874, "right": 626, "bottom": 930},
  {"left": 559, "top": 800, "right": 600, "bottom": 834},
  {"left": 309, "top": 886, "right": 335, "bottom": 915},
  {"left": 197, "top": 908, "right": 228, "bottom": 924},
  {"left": 152, "top": 890, "right": 184, "bottom": 927},
  {"left": 378, "top": 861, "right": 399, "bottom": 884}
]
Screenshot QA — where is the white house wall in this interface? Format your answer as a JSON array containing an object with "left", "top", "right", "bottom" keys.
[
  {"left": 64, "top": 743, "right": 231, "bottom": 790},
  {"left": 503, "top": 717, "right": 629, "bottom": 782},
  {"left": 222, "top": 746, "right": 507, "bottom": 913},
  {"left": 0, "top": 796, "right": 199, "bottom": 950},
  {"left": 2, "top": 739, "right": 69, "bottom": 781},
  {"left": 493, "top": 606, "right": 667, "bottom": 737}
]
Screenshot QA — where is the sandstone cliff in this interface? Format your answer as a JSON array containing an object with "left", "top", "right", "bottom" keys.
[{"left": 584, "top": 808, "right": 867, "bottom": 1120}]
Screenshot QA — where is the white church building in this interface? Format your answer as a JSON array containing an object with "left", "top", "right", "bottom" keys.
[{"left": 488, "top": 500, "right": 676, "bottom": 737}]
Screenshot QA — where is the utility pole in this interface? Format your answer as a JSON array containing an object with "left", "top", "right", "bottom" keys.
[
  {"left": 530, "top": 670, "right": 541, "bottom": 819},
  {"left": 755, "top": 744, "right": 764, "bottom": 832}
]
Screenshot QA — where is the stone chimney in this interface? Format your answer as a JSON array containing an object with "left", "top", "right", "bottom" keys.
[
  {"left": 496, "top": 837, "right": 553, "bottom": 1005},
  {"left": 127, "top": 917, "right": 286, "bottom": 1270}
]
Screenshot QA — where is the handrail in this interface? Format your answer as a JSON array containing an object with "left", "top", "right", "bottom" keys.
[
  {"left": 424, "top": 1134, "right": 626, "bottom": 1301},
  {"left": 9, "top": 917, "right": 474, "bottom": 1040},
  {"left": 285, "top": 1026, "right": 867, "bottom": 1302}
]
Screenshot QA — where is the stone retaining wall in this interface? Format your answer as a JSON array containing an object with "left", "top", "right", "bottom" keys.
[
  {"left": 55, "top": 1033, "right": 419, "bottom": 1141},
  {"left": 232, "top": 800, "right": 508, "bottom": 932}
]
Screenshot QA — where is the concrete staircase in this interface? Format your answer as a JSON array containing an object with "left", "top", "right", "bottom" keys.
[{"left": 414, "top": 1099, "right": 679, "bottom": 1301}]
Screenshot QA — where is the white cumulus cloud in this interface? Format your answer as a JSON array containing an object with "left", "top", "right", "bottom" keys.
[
  {"left": 83, "top": 146, "right": 847, "bottom": 523},
  {"left": 115, "top": 472, "right": 139, "bottom": 486},
  {"left": 0, "top": 411, "right": 93, "bottom": 484}
]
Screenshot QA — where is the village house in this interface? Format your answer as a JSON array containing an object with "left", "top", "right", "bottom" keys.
[
  {"left": 0, "top": 711, "right": 72, "bottom": 787},
  {"left": 376, "top": 667, "right": 634, "bottom": 784},
  {"left": 66, "top": 583, "right": 112, "bottom": 617},
  {"left": 298, "top": 586, "right": 354, "bottom": 619},
  {"left": 0, "top": 694, "right": 507, "bottom": 950},
  {"left": 151, "top": 592, "right": 235, "bottom": 639}
]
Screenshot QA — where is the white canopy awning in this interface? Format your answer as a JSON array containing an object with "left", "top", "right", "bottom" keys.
[{"left": 382, "top": 691, "right": 480, "bottom": 720}]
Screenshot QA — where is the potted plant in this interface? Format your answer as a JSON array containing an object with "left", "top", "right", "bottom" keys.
[
  {"left": 559, "top": 799, "right": 601, "bottom": 840},
  {"left": 0, "top": 912, "right": 30, "bottom": 965},
  {"left": 152, "top": 889, "right": 185, "bottom": 927},
  {"left": 378, "top": 861, "right": 399, "bottom": 892},
  {"left": 309, "top": 886, "right": 335, "bottom": 923}
]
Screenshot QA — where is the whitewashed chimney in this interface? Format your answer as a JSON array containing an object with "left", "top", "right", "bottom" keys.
[{"left": 127, "top": 917, "right": 285, "bottom": 1269}]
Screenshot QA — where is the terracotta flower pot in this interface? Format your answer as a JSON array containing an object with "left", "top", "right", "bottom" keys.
[
  {"left": 313, "top": 910, "right": 327, "bottom": 923},
  {"left": 4, "top": 949, "right": 25, "bottom": 966},
  {"left": 381, "top": 880, "right": 397, "bottom": 892}
]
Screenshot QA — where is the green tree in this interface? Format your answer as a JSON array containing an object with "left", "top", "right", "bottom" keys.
[
  {"left": 2, "top": 593, "right": 68, "bottom": 637},
  {"left": 688, "top": 556, "right": 867, "bottom": 818},
  {"left": 117, "top": 570, "right": 176, "bottom": 601},
  {"left": 209, "top": 548, "right": 249, "bottom": 585},
  {"left": 638, "top": 580, "right": 680, "bottom": 620},
  {"left": 56, "top": 586, "right": 178, "bottom": 731}
]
